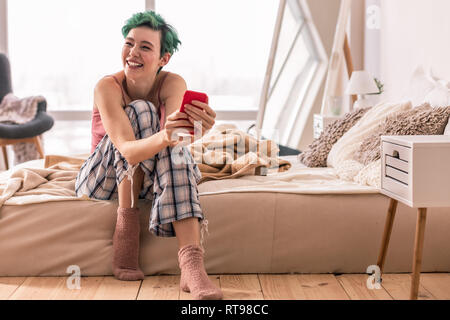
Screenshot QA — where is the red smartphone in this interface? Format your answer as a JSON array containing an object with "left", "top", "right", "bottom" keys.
[
  {"left": 180, "top": 90, "right": 209, "bottom": 113},
  {"left": 179, "top": 90, "right": 209, "bottom": 135}
]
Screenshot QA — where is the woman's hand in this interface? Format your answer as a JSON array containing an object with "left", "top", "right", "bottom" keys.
[
  {"left": 183, "top": 100, "right": 216, "bottom": 140},
  {"left": 162, "top": 111, "right": 194, "bottom": 147}
]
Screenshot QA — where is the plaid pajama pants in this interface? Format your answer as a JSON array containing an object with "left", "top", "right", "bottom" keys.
[{"left": 75, "top": 100, "right": 206, "bottom": 238}]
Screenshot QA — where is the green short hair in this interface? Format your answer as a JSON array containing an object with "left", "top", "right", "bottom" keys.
[{"left": 122, "top": 11, "right": 181, "bottom": 57}]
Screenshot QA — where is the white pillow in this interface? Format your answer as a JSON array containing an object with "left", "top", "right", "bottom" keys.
[
  {"left": 404, "top": 65, "right": 450, "bottom": 135},
  {"left": 422, "top": 79, "right": 450, "bottom": 135},
  {"left": 327, "top": 100, "right": 412, "bottom": 168},
  {"left": 402, "top": 66, "right": 437, "bottom": 107},
  {"left": 424, "top": 80, "right": 450, "bottom": 107}
]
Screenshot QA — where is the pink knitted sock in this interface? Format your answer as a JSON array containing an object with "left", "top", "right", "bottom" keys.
[
  {"left": 112, "top": 207, "right": 144, "bottom": 281},
  {"left": 178, "top": 244, "right": 223, "bottom": 300}
]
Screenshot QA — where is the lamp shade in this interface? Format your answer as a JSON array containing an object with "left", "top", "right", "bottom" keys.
[{"left": 345, "top": 70, "right": 379, "bottom": 95}]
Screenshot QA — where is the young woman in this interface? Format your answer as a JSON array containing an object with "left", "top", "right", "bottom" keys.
[{"left": 75, "top": 11, "right": 222, "bottom": 300}]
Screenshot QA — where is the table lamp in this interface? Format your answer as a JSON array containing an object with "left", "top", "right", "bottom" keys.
[{"left": 345, "top": 70, "right": 379, "bottom": 110}]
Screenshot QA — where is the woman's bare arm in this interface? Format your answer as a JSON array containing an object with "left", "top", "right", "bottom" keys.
[
  {"left": 161, "top": 73, "right": 188, "bottom": 120},
  {"left": 94, "top": 77, "right": 169, "bottom": 166},
  {"left": 162, "top": 73, "right": 216, "bottom": 139}
]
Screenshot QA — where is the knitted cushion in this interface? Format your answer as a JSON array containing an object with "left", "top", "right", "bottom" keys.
[
  {"left": 298, "top": 107, "right": 370, "bottom": 167},
  {"left": 354, "top": 103, "right": 450, "bottom": 165}
]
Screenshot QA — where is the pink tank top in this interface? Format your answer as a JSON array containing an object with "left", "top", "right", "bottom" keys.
[{"left": 90, "top": 73, "right": 168, "bottom": 153}]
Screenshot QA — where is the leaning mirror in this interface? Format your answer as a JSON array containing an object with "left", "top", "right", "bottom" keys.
[{"left": 256, "top": 0, "right": 327, "bottom": 150}]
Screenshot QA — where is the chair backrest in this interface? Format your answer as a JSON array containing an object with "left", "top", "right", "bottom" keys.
[{"left": 0, "top": 53, "right": 13, "bottom": 102}]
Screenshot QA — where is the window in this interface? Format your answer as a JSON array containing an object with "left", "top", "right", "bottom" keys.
[
  {"left": 257, "top": 0, "right": 327, "bottom": 148},
  {"left": 6, "top": 0, "right": 277, "bottom": 117},
  {"left": 7, "top": 0, "right": 145, "bottom": 111},
  {"left": 154, "top": 0, "right": 279, "bottom": 130},
  {"left": 155, "top": 0, "right": 278, "bottom": 113}
]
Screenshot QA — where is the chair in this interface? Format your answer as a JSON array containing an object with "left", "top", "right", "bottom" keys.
[{"left": 0, "top": 53, "right": 54, "bottom": 170}]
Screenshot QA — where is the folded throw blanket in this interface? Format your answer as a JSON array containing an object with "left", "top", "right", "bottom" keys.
[
  {"left": 0, "top": 93, "right": 45, "bottom": 124},
  {"left": 188, "top": 125, "right": 291, "bottom": 183},
  {"left": 0, "top": 93, "right": 46, "bottom": 165},
  {"left": 0, "top": 154, "right": 89, "bottom": 209}
]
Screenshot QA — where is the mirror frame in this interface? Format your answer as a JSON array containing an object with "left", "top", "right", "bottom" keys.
[{"left": 256, "top": 0, "right": 328, "bottom": 148}]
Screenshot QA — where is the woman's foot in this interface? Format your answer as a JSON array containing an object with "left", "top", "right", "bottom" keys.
[
  {"left": 112, "top": 207, "right": 144, "bottom": 281},
  {"left": 178, "top": 244, "right": 223, "bottom": 300}
]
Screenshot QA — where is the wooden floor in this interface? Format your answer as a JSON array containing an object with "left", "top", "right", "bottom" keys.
[{"left": 1, "top": 273, "right": 450, "bottom": 300}]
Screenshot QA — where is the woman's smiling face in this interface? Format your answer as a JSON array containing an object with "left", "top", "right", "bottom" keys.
[{"left": 122, "top": 26, "right": 165, "bottom": 80}]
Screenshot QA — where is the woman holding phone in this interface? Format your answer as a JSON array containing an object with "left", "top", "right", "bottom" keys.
[{"left": 75, "top": 10, "right": 222, "bottom": 300}]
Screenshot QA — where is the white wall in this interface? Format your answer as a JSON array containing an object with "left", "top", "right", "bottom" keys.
[
  {"left": 364, "top": 0, "right": 381, "bottom": 79},
  {"left": 379, "top": 0, "right": 450, "bottom": 101}
]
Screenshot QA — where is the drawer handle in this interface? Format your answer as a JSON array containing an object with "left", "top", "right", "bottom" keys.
[{"left": 392, "top": 150, "right": 399, "bottom": 159}]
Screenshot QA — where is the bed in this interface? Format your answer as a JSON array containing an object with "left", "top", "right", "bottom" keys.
[{"left": 1, "top": 149, "right": 450, "bottom": 277}]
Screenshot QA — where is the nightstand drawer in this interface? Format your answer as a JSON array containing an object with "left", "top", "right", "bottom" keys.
[
  {"left": 381, "top": 140, "right": 412, "bottom": 203},
  {"left": 385, "top": 155, "right": 409, "bottom": 173},
  {"left": 385, "top": 166, "right": 408, "bottom": 185},
  {"left": 382, "top": 141, "right": 411, "bottom": 163},
  {"left": 383, "top": 175, "right": 410, "bottom": 199},
  {"left": 381, "top": 135, "right": 450, "bottom": 208}
]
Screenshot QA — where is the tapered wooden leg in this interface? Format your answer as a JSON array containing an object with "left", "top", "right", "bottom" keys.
[
  {"left": 376, "top": 198, "right": 398, "bottom": 274},
  {"left": 1, "top": 146, "right": 8, "bottom": 170},
  {"left": 410, "top": 208, "right": 427, "bottom": 300},
  {"left": 33, "top": 135, "right": 44, "bottom": 159}
]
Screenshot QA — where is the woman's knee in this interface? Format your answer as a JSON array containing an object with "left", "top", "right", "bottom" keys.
[
  {"left": 127, "top": 99, "right": 158, "bottom": 114},
  {"left": 124, "top": 100, "right": 160, "bottom": 138}
]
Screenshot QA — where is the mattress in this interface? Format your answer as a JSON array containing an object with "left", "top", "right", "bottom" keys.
[{"left": 1, "top": 156, "right": 449, "bottom": 276}]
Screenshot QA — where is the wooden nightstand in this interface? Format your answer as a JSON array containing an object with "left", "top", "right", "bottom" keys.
[
  {"left": 377, "top": 135, "right": 450, "bottom": 299},
  {"left": 313, "top": 114, "right": 341, "bottom": 139}
]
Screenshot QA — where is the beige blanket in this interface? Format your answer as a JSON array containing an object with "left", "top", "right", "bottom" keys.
[
  {"left": 0, "top": 152, "right": 380, "bottom": 209},
  {"left": 189, "top": 127, "right": 291, "bottom": 183},
  {"left": 0, "top": 155, "right": 90, "bottom": 209},
  {"left": 0, "top": 125, "right": 293, "bottom": 208}
]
